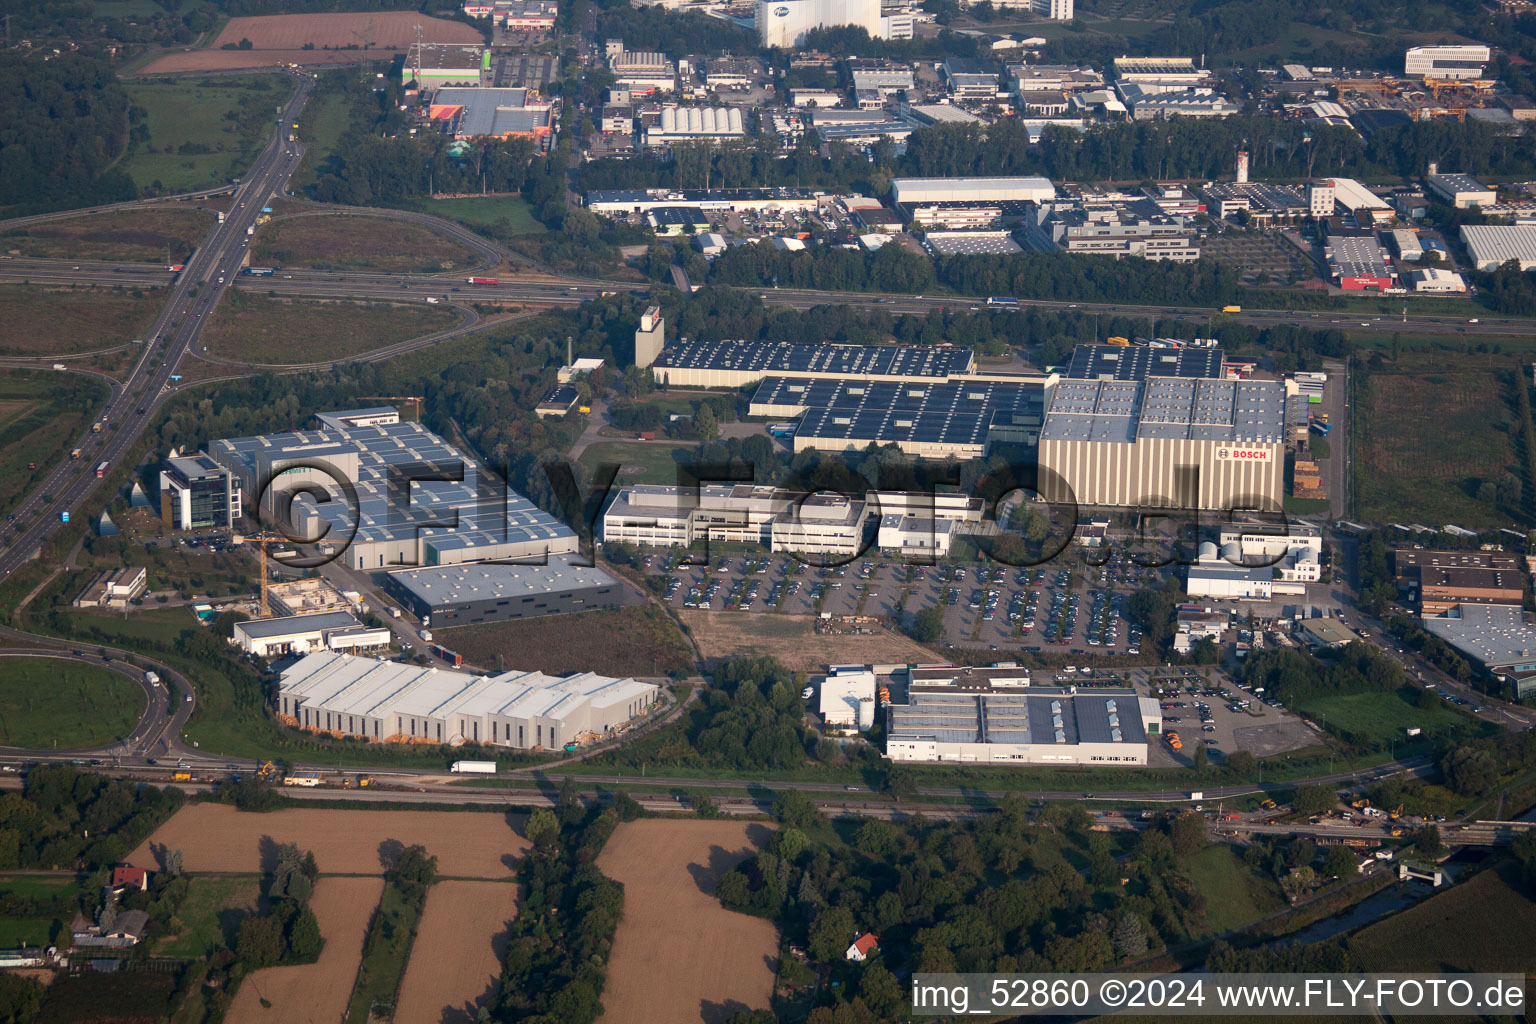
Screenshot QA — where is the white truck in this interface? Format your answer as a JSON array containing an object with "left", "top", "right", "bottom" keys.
[
  {"left": 451, "top": 760, "right": 497, "bottom": 774},
  {"left": 282, "top": 772, "right": 323, "bottom": 787},
  {"left": 144, "top": 671, "right": 161, "bottom": 686}
]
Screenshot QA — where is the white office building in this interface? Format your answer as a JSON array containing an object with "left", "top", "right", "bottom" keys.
[
  {"left": 232, "top": 612, "right": 391, "bottom": 659},
  {"left": 818, "top": 668, "right": 877, "bottom": 731},
  {"left": 1404, "top": 45, "right": 1489, "bottom": 81},
  {"left": 602, "top": 484, "right": 866, "bottom": 556},
  {"left": 758, "top": 0, "right": 886, "bottom": 48},
  {"left": 876, "top": 515, "right": 955, "bottom": 558}
]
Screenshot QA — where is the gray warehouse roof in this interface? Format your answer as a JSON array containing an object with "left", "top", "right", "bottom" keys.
[
  {"left": 386, "top": 555, "right": 620, "bottom": 610},
  {"left": 1421, "top": 605, "right": 1536, "bottom": 668},
  {"left": 236, "top": 611, "right": 360, "bottom": 638},
  {"left": 754, "top": 376, "right": 1048, "bottom": 449},
  {"left": 658, "top": 338, "right": 975, "bottom": 379},
  {"left": 1065, "top": 344, "right": 1224, "bottom": 381},
  {"left": 888, "top": 688, "right": 1146, "bottom": 746},
  {"left": 1040, "top": 377, "right": 1286, "bottom": 444}
]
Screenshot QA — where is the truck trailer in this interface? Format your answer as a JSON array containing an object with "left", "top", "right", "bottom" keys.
[{"left": 450, "top": 760, "right": 497, "bottom": 774}]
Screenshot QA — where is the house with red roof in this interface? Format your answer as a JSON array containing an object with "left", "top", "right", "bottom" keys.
[{"left": 845, "top": 932, "right": 879, "bottom": 962}]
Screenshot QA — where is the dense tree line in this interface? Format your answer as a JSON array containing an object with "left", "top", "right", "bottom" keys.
[
  {"left": 0, "top": 766, "right": 186, "bottom": 870},
  {"left": 313, "top": 132, "right": 539, "bottom": 207},
  {"left": 0, "top": 53, "right": 135, "bottom": 212},
  {"left": 495, "top": 784, "right": 627, "bottom": 1022}
]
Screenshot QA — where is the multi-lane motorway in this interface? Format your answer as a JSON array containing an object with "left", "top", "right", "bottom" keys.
[{"left": 0, "top": 72, "right": 312, "bottom": 585}]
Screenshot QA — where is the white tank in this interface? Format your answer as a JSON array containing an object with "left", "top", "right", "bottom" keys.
[
  {"left": 1220, "top": 541, "right": 1242, "bottom": 562},
  {"left": 1199, "top": 541, "right": 1219, "bottom": 562}
]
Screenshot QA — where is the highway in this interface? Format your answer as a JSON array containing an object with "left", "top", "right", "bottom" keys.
[{"left": 0, "top": 72, "right": 312, "bottom": 586}]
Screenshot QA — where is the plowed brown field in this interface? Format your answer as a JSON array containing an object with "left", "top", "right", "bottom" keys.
[
  {"left": 597, "top": 820, "right": 778, "bottom": 1024},
  {"left": 141, "top": 12, "right": 480, "bottom": 74},
  {"left": 394, "top": 880, "right": 519, "bottom": 1024},
  {"left": 128, "top": 805, "right": 527, "bottom": 878},
  {"left": 226, "top": 876, "right": 383, "bottom": 1024}
]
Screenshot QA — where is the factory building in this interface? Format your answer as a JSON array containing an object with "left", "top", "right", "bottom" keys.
[
  {"left": 650, "top": 337, "right": 977, "bottom": 389},
  {"left": 1111, "top": 56, "right": 1211, "bottom": 94},
  {"left": 876, "top": 515, "right": 956, "bottom": 558},
  {"left": 610, "top": 51, "right": 676, "bottom": 94},
  {"left": 232, "top": 612, "right": 391, "bottom": 659},
  {"left": 428, "top": 87, "right": 554, "bottom": 141},
  {"left": 886, "top": 680, "right": 1160, "bottom": 765},
  {"left": 277, "top": 651, "right": 659, "bottom": 750},
  {"left": 208, "top": 409, "right": 578, "bottom": 571},
  {"left": 1064, "top": 343, "right": 1224, "bottom": 380},
  {"left": 751, "top": 375, "right": 1053, "bottom": 459},
  {"left": 758, "top": 0, "right": 884, "bottom": 47},
  {"left": 1407, "top": 267, "right": 1468, "bottom": 293},
  {"left": 1185, "top": 528, "right": 1319, "bottom": 599},
  {"left": 1404, "top": 45, "right": 1489, "bottom": 81},
  {"left": 1421, "top": 605, "right": 1536, "bottom": 699},
  {"left": 159, "top": 453, "right": 242, "bottom": 531},
  {"left": 849, "top": 59, "right": 915, "bottom": 95},
  {"left": 381, "top": 555, "right": 627, "bottom": 627},
  {"left": 584, "top": 186, "right": 821, "bottom": 215},
  {"left": 1429, "top": 172, "right": 1497, "bottom": 209},
  {"left": 1461, "top": 225, "right": 1536, "bottom": 270},
  {"left": 890, "top": 176, "right": 1056, "bottom": 205},
  {"left": 818, "top": 668, "right": 878, "bottom": 731},
  {"left": 403, "top": 43, "right": 486, "bottom": 88},
  {"left": 644, "top": 106, "right": 747, "bottom": 145},
  {"left": 1036, "top": 377, "right": 1286, "bottom": 511}
]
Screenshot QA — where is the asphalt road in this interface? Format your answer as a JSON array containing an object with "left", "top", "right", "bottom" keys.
[{"left": 0, "top": 72, "right": 312, "bottom": 586}]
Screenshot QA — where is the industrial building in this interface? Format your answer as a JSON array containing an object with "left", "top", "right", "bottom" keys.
[
  {"left": 1036, "top": 377, "right": 1287, "bottom": 511},
  {"left": 1185, "top": 528, "right": 1320, "bottom": 599},
  {"left": 1064, "top": 343, "right": 1224, "bottom": 380},
  {"left": 758, "top": 0, "right": 889, "bottom": 48},
  {"left": 428, "top": 87, "right": 554, "bottom": 141},
  {"left": 1407, "top": 267, "right": 1468, "bottom": 293},
  {"left": 1200, "top": 182, "right": 1307, "bottom": 222},
  {"left": 1297, "top": 616, "right": 1359, "bottom": 651},
  {"left": 1404, "top": 45, "right": 1490, "bottom": 81},
  {"left": 649, "top": 337, "right": 976, "bottom": 389},
  {"left": 1324, "top": 234, "right": 1395, "bottom": 290},
  {"left": 1024, "top": 201, "right": 1200, "bottom": 261},
  {"left": 876, "top": 515, "right": 956, "bottom": 558},
  {"left": 1120, "top": 86, "right": 1237, "bottom": 120},
  {"left": 207, "top": 408, "right": 578, "bottom": 572},
  {"left": 1461, "top": 225, "right": 1536, "bottom": 270},
  {"left": 923, "top": 230, "right": 1022, "bottom": 255},
  {"left": 610, "top": 51, "right": 676, "bottom": 94},
  {"left": 159, "top": 453, "right": 242, "bottom": 531},
  {"left": 866, "top": 490, "right": 983, "bottom": 522},
  {"left": 750, "top": 375, "right": 1052, "bottom": 458},
  {"left": 584, "top": 186, "right": 821, "bottom": 215},
  {"left": 232, "top": 611, "right": 391, "bottom": 659},
  {"left": 277, "top": 651, "right": 659, "bottom": 749},
  {"left": 1111, "top": 56, "right": 1211, "bottom": 93},
  {"left": 890, "top": 176, "right": 1056, "bottom": 205},
  {"left": 601, "top": 484, "right": 867, "bottom": 555},
  {"left": 644, "top": 106, "right": 747, "bottom": 145},
  {"left": 942, "top": 59, "right": 1000, "bottom": 98},
  {"left": 848, "top": 58, "right": 915, "bottom": 95},
  {"left": 403, "top": 44, "right": 486, "bottom": 88},
  {"left": 818, "top": 667, "right": 877, "bottom": 731},
  {"left": 1421, "top": 605, "right": 1536, "bottom": 699},
  {"left": 1391, "top": 549, "right": 1525, "bottom": 614},
  {"left": 381, "top": 555, "right": 626, "bottom": 627},
  {"left": 886, "top": 680, "right": 1160, "bottom": 765},
  {"left": 1429, "top": 172, "right": 1497, "bottom": 209}
]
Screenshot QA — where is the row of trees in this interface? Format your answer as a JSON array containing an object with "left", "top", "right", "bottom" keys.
[{"left": 0, "top": 766, "right": 187, "bottom": 870}]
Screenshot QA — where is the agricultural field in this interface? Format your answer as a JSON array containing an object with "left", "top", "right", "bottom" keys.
[
  {"left": 0, "top": 875, "right": 80, "bottom": 948},
  {"left": 0, "top": 656, "right": 144, "bottom": 749},
  {"left": 598, "top": 820, "right": 779, "bottom": 1024},
  {"left": 393, "top": 881, "right": 518, "bottom": 1024},
  {"left": 1354, "top": 356, "right": 1523, "bottom": 527},
  {"left": 441, "top": 603, "right": 692, "bottom": 679},
  {"left": 119, "top": 77, "right": 292, "bottom": 195},
  {"left": 225, "top": 876, "right": 384, "bottom": 1024},
  {"left": 129, "top": 805, "right": 528, "bottom": 879},
  {"left": 0, "top": 207, "right": 212, "bottom": 263},
  {"left": 0, "top": 285, "right": 160, "bottom": 357},
  {"left": 0, "top": 370, "right": 110, "bottom": 520},
  {"left": 1348, "top": 860, "right": 1536, "bottom": 972},
  {"left": 199, "top": 291, "right": 459, "bottom": 365},
  {"left": 34, "top": 969, "right": 181, "bottom": 1024},
  {"left": 140, "top": 12, "right": 481, "bottom": 73},
  {"left": 156, "top": 875, "right": 263, "bottom": 958},
  {"left": 678, "top": 610, "right": 940, "bottom": 672},
  {"left": 252, "top": 215, "right": 478, "bottom": 274}
]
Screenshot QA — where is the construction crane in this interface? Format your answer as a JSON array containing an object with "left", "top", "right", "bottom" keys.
[{"left": 242, "top": 531, "right": 285, "bottom": 619}]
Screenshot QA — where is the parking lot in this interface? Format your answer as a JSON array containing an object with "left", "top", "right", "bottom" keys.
[
  {"left": 1120, "top": 665, "right": 1319, "bottom": 767},
  {"left": 648, "top": 549, "right": 1165, "bottom": 655}
]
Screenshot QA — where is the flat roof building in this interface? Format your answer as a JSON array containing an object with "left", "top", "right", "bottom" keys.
[
  {"left": 278, "top": 651, "right": 659, "bottom": 749},
  {"left": 159, "top": 453, "right": 242, "bottom": 531},
  {"left": 584, "top": 186, "right": 821, "bottom": 215},
  {"left": 849, "top": 58, "right": 914, "bottom": 94},
  {"left": 1405, "top": 45, "right": 1489, "bottom": 81},
  {"left": 886, "top": 683, "right": 1159, "bottom": 764},
  {"left": 1065, "top": 343, "right": 1224, "bottom": 380},
  {"left": 382, "top": 555, "right": 626, "bottom": 627},
  {"left": 429, "top": 87, "right": 554, "bottom": 140},
  {"left": 601, "top": 483, "right": 866, "bottom": 555},
  {"left": 403, "top": 43, "right": 485, "bottom": 88},
  {"left": 891, "top": 176, "right": 1055, "bottom": 204},
  {"left": 1297, "top": 616, "right": 1359, "bottom": 650},
  {"left": 232, "top": 611, "right": 391, "bottom": 659},
  {"left": 1421, "top": 604, "right": 1536, "bottom": 699},
  {"left": 1429, "top": 173, "right": 1497, "bottom": 209},
  {"left": 651, "top": 337, "right": 976, "bottom": 389}
]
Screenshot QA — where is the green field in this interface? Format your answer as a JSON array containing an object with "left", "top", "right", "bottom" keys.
[
  {"left": 1296, "top": 690, "right": 1476, "bottom": 747},
  {"left": 157, "top": 875, "right": 262, "bottom": 958},
  {"left": 0, "top": 656, "right": 144, "bottom": 749},
  {"left": 293, "top": 85, "right": 356, "bottom": 191},
  {"left": 0, "top": 285, "right": 161, "bottom": 357},
  {"left": 202, "top": 291, "right": 460, "bottom": 365},
  {"left": 0, "top": 876, "right": 81, "bottom": 948},
  {"left": 407, "top": 195, "right": 544, "bottom": 236},
  {"left": 1355, "top": 356, "right": 1523, "bottom": 527},
  {"left": 576, "top": 440, "right": 695, "bottom": 486},
  {"left": 442, "top": 603, "right": 693, "bottom": 679},
  {"left": 0, "top": 207, "right": 212, "bottom": 263},
  {"left": 1348, "top": 859, "right": 1536, "bottom": 973},
  {"left": 121, "top": 77, "right": 292, "bottom": 194},
  {"left": 343, "top": 881, "right": 420, "bottom": 1024},
  {"left": 0, "top": 370, "right": 111, "bottom": 521},
  {"left": 1178, "top": 843, "right": 1287, "bottom": 936}
]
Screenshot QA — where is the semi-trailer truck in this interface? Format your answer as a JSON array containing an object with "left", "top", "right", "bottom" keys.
[
  {"left": 95, "top": 461, "right": 108, "bottom": 478},
  {"left": 451, "top": 760, "right": 497, "bottom": 774},
  {"left": 466, "top": 277, "right": 500, "bottom": 285}
]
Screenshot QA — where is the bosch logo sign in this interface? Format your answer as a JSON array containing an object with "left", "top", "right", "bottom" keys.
[
  {"left": 774, "top": 6, "right": 789, "bottom": 14},
  {"left": 1216, "top": 448, "right": 1270, "bottom": 461}
]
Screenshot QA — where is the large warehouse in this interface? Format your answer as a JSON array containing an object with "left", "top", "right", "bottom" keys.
[
  {"left": 278, "top": 651, "right": 659, "bottom": 750},
  {"left": 651, "top": 338, "right": 978, "bottom": 389},
  {"left": 886, "top": 681, "right": 1160, "bottom": 764},
  {"left": 890, "top": 176, "right": 1056, "bottom": 205},
  {"left": 381, "top": 555, "right": 628, "bottom": 627},
  {"left": 750, "top": 375, "right": 1052, "bottom": 458},
  {"left": 1036, "top": 377, "right": 1287, "bottom": 511},
  {"left": 1064, "top": 343, "right": 1224, "bottom": 380},
  {"left": 1461, "top": 225, "right": 1536, "bottom": 270},
  {"left": 208, "top": 408, "right": 578, "bottom": 571}
]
